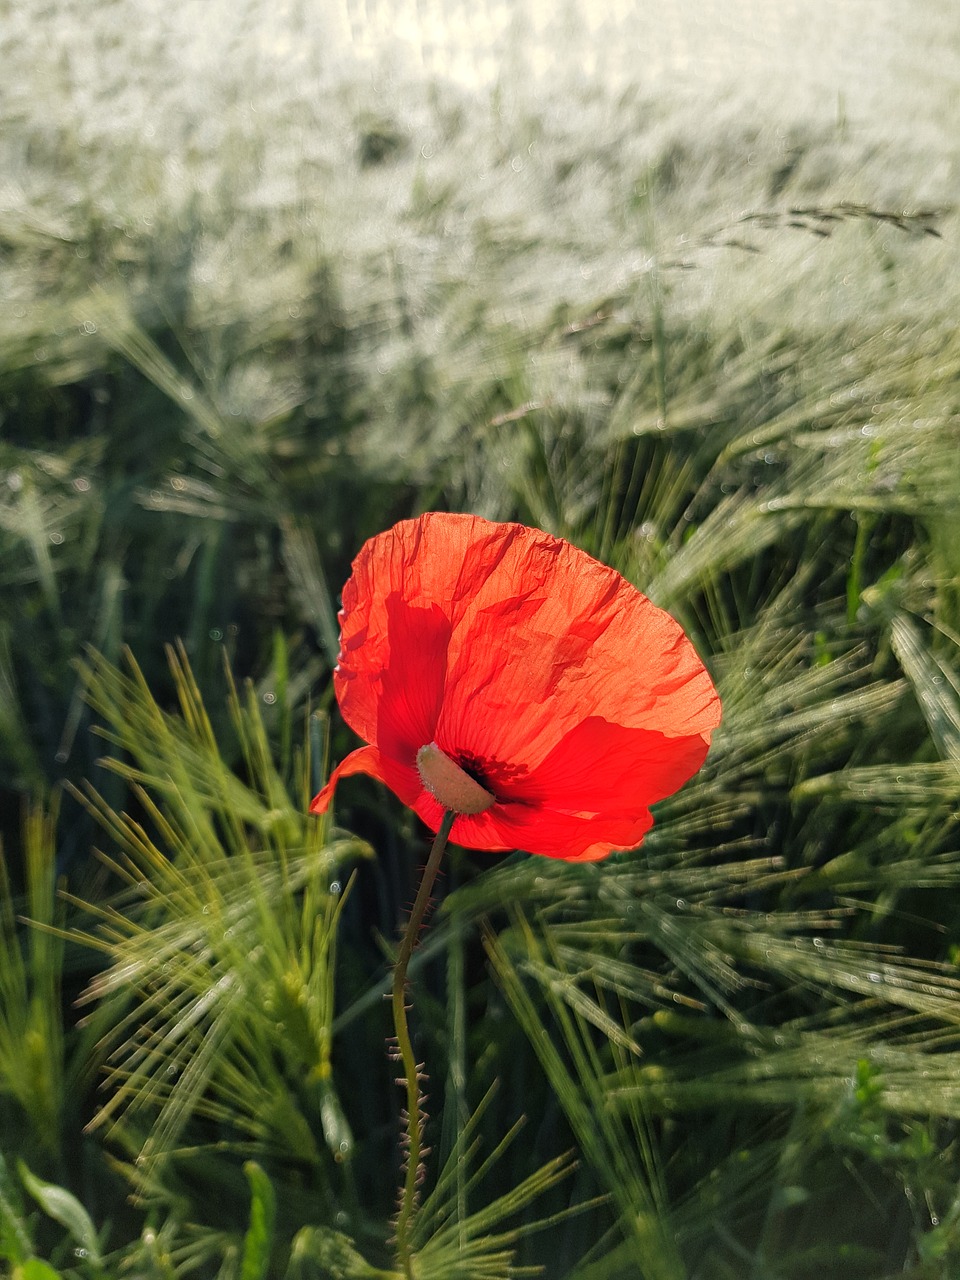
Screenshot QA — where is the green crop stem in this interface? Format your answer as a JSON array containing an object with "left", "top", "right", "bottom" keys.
[{"left": 391, "top": 808, "right": 456, "bottom": 1278}]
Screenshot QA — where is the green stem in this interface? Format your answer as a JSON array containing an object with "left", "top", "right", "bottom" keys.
[{"left": 392, "top": 809, "right": 456, "bottom": 1277}]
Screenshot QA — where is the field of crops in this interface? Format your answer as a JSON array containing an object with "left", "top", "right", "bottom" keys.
[{"left": 2, "top": 3, "right": 960, "bottom": 1277}]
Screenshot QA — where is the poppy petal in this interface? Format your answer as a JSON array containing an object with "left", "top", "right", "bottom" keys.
[
  {"left": 317, "top": 513, "right": 721, "bottom": 862},
  {"left": 512, "top": 716, "right": 711, "bottom": 812},
  {"left": 420, "top": 516, "right": 719, "bottom": 770},
  {"left": 309, "top": 745, "right": 422, "bottom": 814},
  {"left": 310, "top": 746, "right": 382, "bottom": 814},
  {"left": 374, "top": 596, "right": 450, "bottom": 761},
  {"left": 406, "top": 785, "right": 654, "bottom": 861},
  {"left": 337, "top": 590, "right": 450, "bottom": 758},
  {"left": 468, "top": 802, "right": 654, "bottom": 862},
  {"left": 409, "top": 717, "right": 707, "bottom": 858}
]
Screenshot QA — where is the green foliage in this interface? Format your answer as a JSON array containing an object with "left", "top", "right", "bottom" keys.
[
  {"left": 18, "top": 1160, "right": 104, "bottom": 1274},
  {"left": 0, "top": 803, "right": 67, "bottom": 1158},
  {"left": 238, "top": 1163, "right": 276, "bottom": 1280},
  {"left": 3, "top": 14, "right": 960, "bottom": 1276},
  {"left": 69, "top": 645, "right": 363, "bottom": 1177},
  {"left": 0, "top": 1152, "right": 107, "bottom": 1280}
]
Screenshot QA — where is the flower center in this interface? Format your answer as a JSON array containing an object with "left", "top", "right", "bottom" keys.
[{"left": 416, "top": 743, "right": 496, "bottom": 815}]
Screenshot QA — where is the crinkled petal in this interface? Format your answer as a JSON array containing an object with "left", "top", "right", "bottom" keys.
[
  {"left": 333, "top": 520, "right": 457, "bottom": 747},
  {"left": 402, "top": 716, "right": 706, "bottom": 860},
  {"left": 468, "top": 803, "right": 654, "bottom": 861},
  {"left": 309, "top": 745, "right": 421, "bottom": 815},
  {"left": 374, "top": 596, "right": 450, "bottom": 760},
  {"left": 513, "top": 716, "right": 711, "bottom": 811},
  {"left": 407, "top": 786, "right": 654, "bottom": 861},
  {"left": 435, "top": 519, "right": 720, "bottom": 770},
  {"left": 337, "top": 591, "right": 450, "bottom": 758},
  {"left": 335, "top": 513, "right": 718, "bottom": 778},
  {"left": 320, "top": 513, "right": 721, "bottom": 860}
]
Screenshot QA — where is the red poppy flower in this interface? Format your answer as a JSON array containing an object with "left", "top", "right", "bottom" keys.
[{"left": 310, "top": 513, "right": 721, "bottom": 861}]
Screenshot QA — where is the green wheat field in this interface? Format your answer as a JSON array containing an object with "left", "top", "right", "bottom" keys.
[{"left": 2, "top": 1, "right": 960, "bottom": 1276}]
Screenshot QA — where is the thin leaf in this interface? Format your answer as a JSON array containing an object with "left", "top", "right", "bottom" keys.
[
  {"left": 239, "top": 1162, "right": 276, "bottom": 1280},
  {"left": 17, "top": 1161, "right": 102, "bottom": 1268}
]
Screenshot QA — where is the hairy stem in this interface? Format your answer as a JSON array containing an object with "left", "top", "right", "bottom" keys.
[{"left": 392, "top": 808, "right": 456, "bottom": 1277}]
